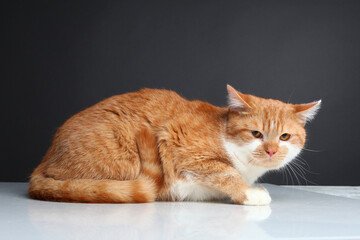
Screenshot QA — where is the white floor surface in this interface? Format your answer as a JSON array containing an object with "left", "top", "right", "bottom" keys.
[{"left": 1, "top": 182, "right": 359, "bottom": 240}]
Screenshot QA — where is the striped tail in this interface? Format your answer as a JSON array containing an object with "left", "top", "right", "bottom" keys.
[{"left": 29, "top": 128, "right": 163, "bottom": 203}]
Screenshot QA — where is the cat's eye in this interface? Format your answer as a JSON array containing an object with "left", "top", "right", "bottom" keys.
[
  {"left": 252, "top": 131, "right": 263, "bottom": 138},
  {"left": 280, "top": 133, "right": 291, "bottom": 141}
]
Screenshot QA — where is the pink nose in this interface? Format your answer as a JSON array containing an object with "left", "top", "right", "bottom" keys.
[{"left": 266, "top": 150, "right": 277, "bottom": 157}]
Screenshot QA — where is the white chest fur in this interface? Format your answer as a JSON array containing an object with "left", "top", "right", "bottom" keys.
[
  {"left": 169, "top": 181, "right": 227, "bottom": 201},
  {"left": 168, "top": 138, "right": 268, "bottom": 201},
  {"left": 222, "top": 138, "right": 267, "bottom": 185}
]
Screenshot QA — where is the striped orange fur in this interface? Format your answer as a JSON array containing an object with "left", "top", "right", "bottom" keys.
[
  {"left": 29, "top": 86, "right": 320, "bottom": 205},
  {"left": 29, "top": 128, "right": 161, "bottom": 203}
]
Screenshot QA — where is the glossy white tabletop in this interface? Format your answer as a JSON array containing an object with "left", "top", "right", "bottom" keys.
[{"left": 1, "top": 183, "right": 359, "bottom": 240}]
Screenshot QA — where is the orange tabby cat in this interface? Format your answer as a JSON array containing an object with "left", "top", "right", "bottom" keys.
[{"left": 29, "top": 85, "right": 320, "bottom": 205}]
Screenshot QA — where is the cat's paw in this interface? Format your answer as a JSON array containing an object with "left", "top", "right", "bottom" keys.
[{"left": 243, "top": 187, "right": 271, "bottom": 206}]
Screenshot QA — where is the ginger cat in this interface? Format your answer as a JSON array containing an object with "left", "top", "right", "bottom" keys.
[{"left": 29, "top": 85, "right": 321, "bottom": 205}]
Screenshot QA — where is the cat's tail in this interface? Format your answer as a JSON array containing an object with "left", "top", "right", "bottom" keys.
[{"left": 28, "top": 128, "right": 163, "bottom": 203}]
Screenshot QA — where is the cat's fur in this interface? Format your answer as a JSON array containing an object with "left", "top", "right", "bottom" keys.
[{"left": 29, "top": 85, "right": 320, "bottom": 205}]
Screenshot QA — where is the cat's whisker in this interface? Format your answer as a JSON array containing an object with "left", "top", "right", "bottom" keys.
[
  {"left": 290, "top": 165, "right": 302, "bottom": 185},
  {"left": 284, "top": 165, "right": 295, "bottom": 185},
  {"left": 294, "top": 158, "right": 319, "bottom": 175},
  {"left": 288, "top": 164, "right": 301, "bottom": 185},
  {"left": 291, "top": 161, "right": 307, "bottom": 175},
  {"left": 295, "top": 158, "right": 308, "bottom": 167},
  {"left": 295, "top": 156, "right": 312, "bottom": 169},
  {"left": 296, "top": 170, "right": 318, "bottom": 185},
  {"left": 288, "top": 166, "right": 296, "bottom": 185},
  {"left": 302, "top": 148, "right": 323, "bottom": 153},
  {"left": 285, "top": 167, "right": 290, "bottom": 185},
  {"left": 290, "top": 161, "right": 318, "bottom": 185},
  {"left": 284, "top": 167, "right": 289, "bottom": 185},
  {"left": 292, "top": 163, "right": 311, "bottom": 185},
  {"left": 290, "top": 162, "right": 309, "bottom": 185},
  {"left": 280, "top": 166, "right": 289, "bottom": 185},
  {"left": 280, "top": 168, "right": 285, "bottom": 183}
]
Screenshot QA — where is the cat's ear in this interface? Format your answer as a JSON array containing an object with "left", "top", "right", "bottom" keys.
[
  {"left": 226, "top": 84, "right": 252, "bottom": 112},
  {"left": 294, "top": 100, "right": 321, "bottom": 123}
]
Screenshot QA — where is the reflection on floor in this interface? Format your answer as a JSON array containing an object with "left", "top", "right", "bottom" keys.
[{"left": 0, "top": 183, "right": 359, "bottom": 240}]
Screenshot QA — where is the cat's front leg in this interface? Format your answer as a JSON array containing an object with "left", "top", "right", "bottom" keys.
[{"left": 180, "top": 161, "right": 271, "bottom": 205}]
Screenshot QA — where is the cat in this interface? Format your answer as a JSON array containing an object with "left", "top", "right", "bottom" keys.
[{"left": 29, "top": 85, "right": 321, "bottom": 205}]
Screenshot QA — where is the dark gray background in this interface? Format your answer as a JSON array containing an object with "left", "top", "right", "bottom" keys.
[{"left": 2, "top": 0, "right": 360, "bottom": 185}]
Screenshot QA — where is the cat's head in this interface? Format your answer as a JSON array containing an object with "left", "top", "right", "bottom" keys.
[{"left": 224, "top": 85, "right": 321, "bottom": 170}]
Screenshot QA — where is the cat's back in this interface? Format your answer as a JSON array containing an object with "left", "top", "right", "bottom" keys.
[
  {"left": 60, "top": 88, "right": 188, "bottom": 129},
  {"left": 105, "top": 88, "right": 186, "bottom": 109},
  {"left": 96, "top": 88, "right": 189, "bottom": 119},
  {"left": 59, "top": 88, "right": 224, "bottom": 133}
]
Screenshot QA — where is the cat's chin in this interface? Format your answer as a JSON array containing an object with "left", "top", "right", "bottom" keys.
[{"left": 250, "top": 158, "right": 284, "bottom": 170}]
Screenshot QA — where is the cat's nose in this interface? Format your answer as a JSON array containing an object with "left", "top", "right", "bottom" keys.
[{"left": 266, "top": 149, "right": 277, "bottom": 157}]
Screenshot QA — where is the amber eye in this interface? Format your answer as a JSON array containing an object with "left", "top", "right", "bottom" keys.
[
  {"left": 280, "top": 133, "right": 291, "bottom": 141},
  {"left": 252, "top": 131, "right": 263, "bottom": 138}
]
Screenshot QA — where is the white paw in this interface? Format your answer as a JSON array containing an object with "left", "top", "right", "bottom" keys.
[{"left": 243, "top": 187, "right": 271, "bottom": 206}]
